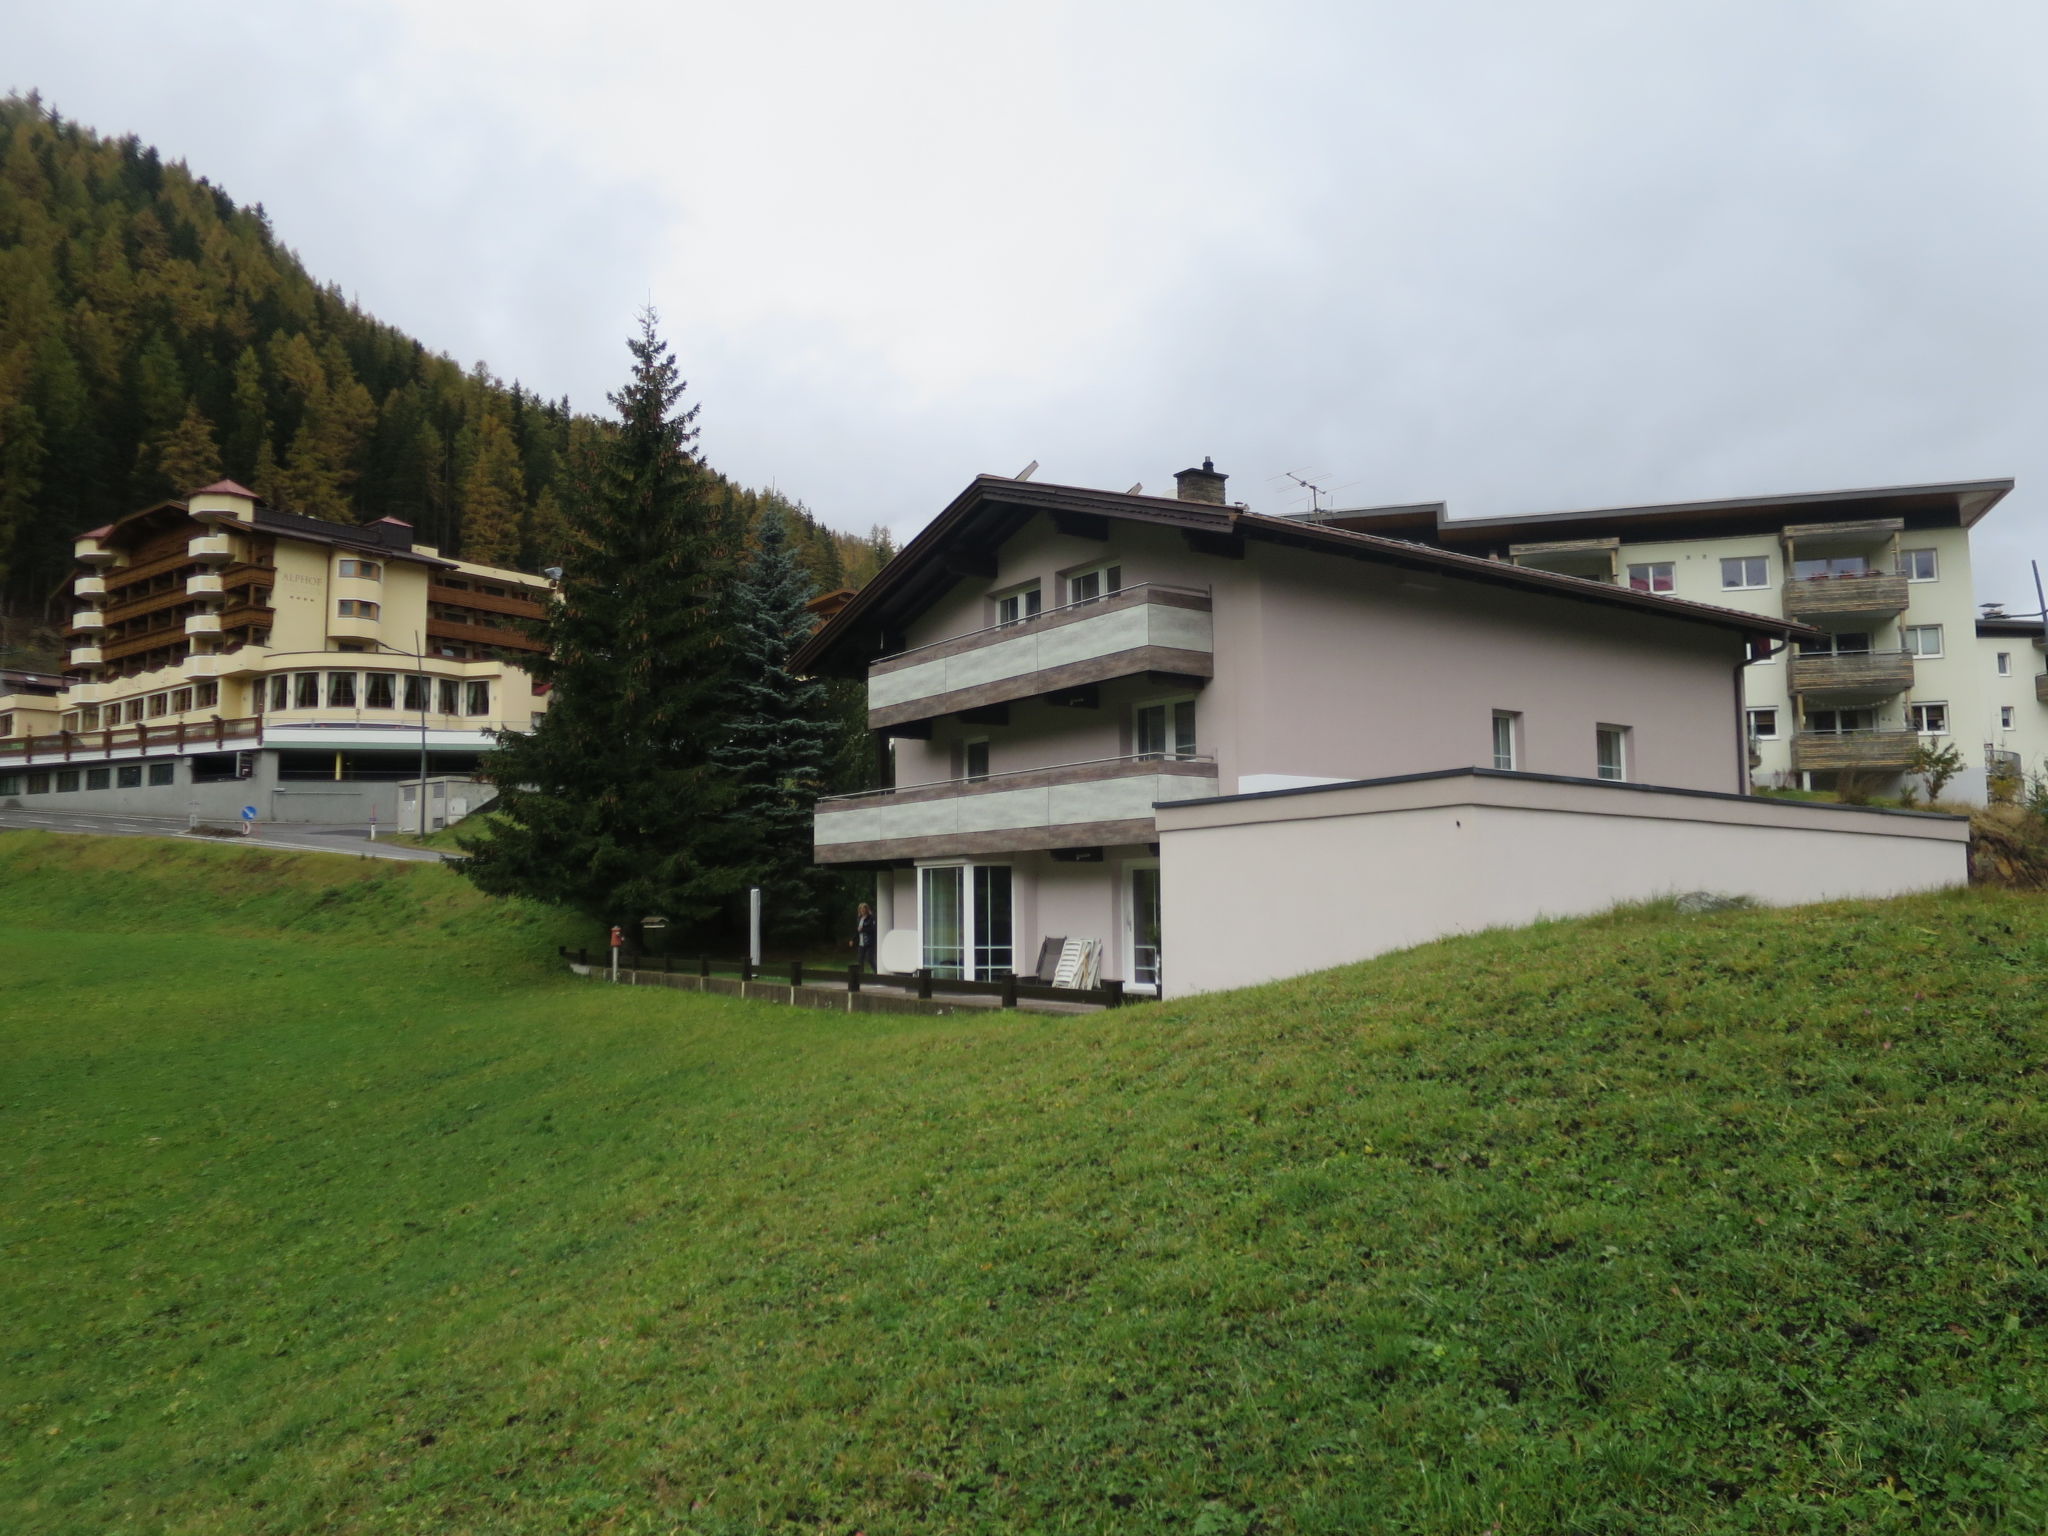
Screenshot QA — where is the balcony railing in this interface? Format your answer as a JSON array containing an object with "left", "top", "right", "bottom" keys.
[
  {"left": 71, "top": 610, "right": 104, "bottom": 631},
  {"left": 187, "top": 573, "right": 224, "bottom": 597},
  {"left": 815, "top": 752, "right": 1219, "bottom": 863},
  {"left": 188, "top": 533, "right": 233, "bottom": 562},
  {"left": 866, "top": 583, "right": 1213, "bottom": 729},
  {"left": 1789, "top": 729, "right": 1922, "bottom": 773},
  {"left": 1787, "top": 649, "right": 1914, "bottom": 697},
  {"left": 1781, "top": 571, "right": 1909, "bottom": 623},
  {"left": 74, "top": 574, "right": 106, "bottom": 597}
]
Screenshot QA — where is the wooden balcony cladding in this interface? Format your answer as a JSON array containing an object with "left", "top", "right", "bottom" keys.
[
  {"left": 1781, "top": 572, "right": 1909, "bottom": 622},
  {"left": 1789, "top": 730, "right": 1922, "bottom": 773},
  {"left": 220, "top": 602, "right": 276, "bottom": 631},
  {"left": 221, "top": 561, "right": 276, "bottom": 592},
  {"left": 2036, "top": 673, "right": 2048, "bottom": 706},
  {"left": 814, "top": 753, "right": 1219, "bottom": 864},
  {"left": 429, "top": 583, "right": 546, "bottom": 619},
  {"left": 0, "top": 716, "right": 262, "bottom": 763},
  {"left": 102, "top": 550, "right": 203, "bottom": 594},
  {"left": 97, "top": 629, "right": 194, "bottom": 665},
  {"left": 426, "top": 615, "right": 547, "bottom": 654},
  {"left": 866, "top": 585, "right": 1214, "bottom": 730},
  {"left": 1787, "top": 650, "right": 1914, "bottom": 696},
  {"left": 102, "top": 584, "right": 208, "bottom": 627}
]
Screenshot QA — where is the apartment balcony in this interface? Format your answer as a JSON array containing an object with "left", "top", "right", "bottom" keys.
[
  {"left": 70, "top": 610, "right": 104, "bottom": 632},
  {"left": 866, "top": 583, "right": 1214, "bottom": 730},
  {"left": 74, "top": 537, "right": 114, "bottom": 565},
  {"left": 185, "top": 613, "right": 223, "bottom": 637},
  {"left": 1787, "top": 649, "right": 1913, "bottom": 698},
  {"left": 814, "top": 753, "right": 1219, "bottom": 863},
  {"left": 74, "top": 574, "right": 106, "bottom": 598},
  {"left": 1789, "top": 729, "right": 1921, "bottom": 773},
  {"left": 2036, "top": 673, "right": 2048, "bottom": 706},
  {"left": 1781, "top": 571, "right": 1909, "bottom": 624},
  {"left": 186, "top": 572, "right": 224, "bottom": 597},
  {"left": 68, "top": 644, "right": 103, "bottom": 667},
  {"left": 187, "top": 533, "right": 233, "bottom": 562}
]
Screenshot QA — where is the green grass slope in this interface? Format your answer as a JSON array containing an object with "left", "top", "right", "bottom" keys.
[{"left": 3, "top": 831, "right": 2046, "bottom": 1535}]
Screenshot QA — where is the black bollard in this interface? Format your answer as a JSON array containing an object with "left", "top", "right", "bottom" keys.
[
  {"left": 847, "top": 961, "right": 862, "bottom": 994},
  {"left": 916, "top": 967, "right": 933, "bottom": 1000}
]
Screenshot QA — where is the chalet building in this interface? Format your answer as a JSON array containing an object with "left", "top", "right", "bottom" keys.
[
  {"left": 0, "top": 481, "right": 550, "bottom": 826},
  {"left": 1323, "top": 479, "right": 2035, "bottom": 802},
  {"left": 796, "top": 463, "right": 1970, "bottom": 997}
]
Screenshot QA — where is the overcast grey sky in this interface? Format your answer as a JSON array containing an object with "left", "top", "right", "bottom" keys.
[{"left": 16, "top": 0, "right": 2048, "bottom": 605}]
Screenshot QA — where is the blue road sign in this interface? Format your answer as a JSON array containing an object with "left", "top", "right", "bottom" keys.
[{"left": 241, "top": 806, "right": 258, "bottom": 822}]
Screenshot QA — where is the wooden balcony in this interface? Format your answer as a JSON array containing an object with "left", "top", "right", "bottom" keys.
[
  {"left": 1787, "top": 650, "right": 1913, "bottom": 697},
  {"left": 866, "top": 583, "right": 1213, "bottom": 730},
  {"left": 1781, "top": 572, "right": 1909, "bottom": 624},
  {"left": 2036, "top": 673, "right": 2048, "bottom": 706},
  {"left": 426, "top": 615, "right": 547, "bottom": 654},
  {"left": 1789, "top": 730, "right": 1921, "bottom": 773},
  {"left": 0, "top": 716, "right": 262, "bottom": 763},
  {"left": 814, "top": 753, "right": 1218, "bottom": 863}
]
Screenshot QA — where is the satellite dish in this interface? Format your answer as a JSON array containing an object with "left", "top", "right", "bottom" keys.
[
  {"left": 1014, "top": 459, "right": 1039, "bottom": 481},
  {"left": 878, "top": 928, "right": 921, "bottom": 974}
]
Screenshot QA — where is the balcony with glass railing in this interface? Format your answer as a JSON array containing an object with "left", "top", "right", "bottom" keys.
[
  {"left": 814, "top": 752, "right": 1219, "bottom": 863},
  {"left": 866, "top": 583, "right": 1213, "bottom": 729}
]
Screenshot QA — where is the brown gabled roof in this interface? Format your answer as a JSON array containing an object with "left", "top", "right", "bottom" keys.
[
  {"left": 791, "top": 475, "right": 1814, "bottom": 677},
  {"left": 188, "top": 478, "right": 258, "bottom": 498}
]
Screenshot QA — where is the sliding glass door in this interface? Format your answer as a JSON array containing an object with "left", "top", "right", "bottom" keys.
[{"left": 920, "top": 863, "right": 1013, "bottom": 980}]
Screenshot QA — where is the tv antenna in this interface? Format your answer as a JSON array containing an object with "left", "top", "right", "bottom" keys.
[
  {"left": 1271, "top": 467, "right": 1356, "bottom": 516},
  {"left": 1013, "top": 459, "right": 1039, "bottom": 481}
]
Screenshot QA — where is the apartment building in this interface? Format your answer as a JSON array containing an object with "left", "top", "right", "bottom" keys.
[
  {"left": 0, "top": 481, "right": 551, "bottom": 825},
  {"left": 1324, "top": 479, "right": 2026, "bottom": 802},
  {"left": 793, "top": 462, "right": 1863, "bottom": 995}
]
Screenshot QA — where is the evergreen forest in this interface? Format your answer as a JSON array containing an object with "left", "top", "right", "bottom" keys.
[{"left": 0, "top": 92, "right": 892, "bottom": 649}]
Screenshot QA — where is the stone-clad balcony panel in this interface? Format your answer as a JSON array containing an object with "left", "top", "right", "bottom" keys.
[
  {"left": 815, "top": 754, "right": 1218, "bottom": 863},
  {"left": 866, "top": 584, "right": 1212, "bottom": 729}
]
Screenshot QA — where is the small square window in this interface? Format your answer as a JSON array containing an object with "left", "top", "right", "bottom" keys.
[
  {"left": 195, "top": 681, "right": 219, "bottom": 709},
  {"left": 171, "top": 687, "right": 193, "bottom": 713},
  {"left": 2001, "top": 705, "right": 2016, "bottom": 729},
  {"left": 1720, "top": 556, "right": 1769, "bottom": 590},
  {"left": 148, "top": 761, "right": 175, "bottom": 786},
  {"left": 1908, "top": 701, "right": 1948, "bottom": 735},
  {"left": 1595, "top": 725, "right": 1629, "bottom": 782},
  {"left": 116, "top": 764, "right": 143, "bottom": 788},
  {"left": 995, "top": 584, "right": 1043, "bottom": 626},
  {"left": 85, "top": 767, "right": 111, "bottom": 789},
  {"left": 1900, "top": 548, "right": 1938, "bottom": 582},
  {"left": 1903, "top": 625, "right": 1943, "bottom": 658},
  {"left": 0, "top": 773, "right": 19, "bottom": 796},
  {"left": 27, "top": 771, "right": 50, "bottom": 794},
  {"left": 963, "top": 738, "right": 990, "bottom": 781},
  {"left": 56, "top": 769, "right": 80, "bottom": 792},
  {"left": 1997, "top": 652, "right": 2012, "bottom": 677},
  {"left": 1626, "top": 562, "right": 1674, "bottom": 594},
  {"left": 1746, "top": 707, "right": 1778, "bottom": 740},
  {"left": 1066, "top": 563, "right": 1123, "bottom": 605},
  {"left": 146, "top": 693, "right": 169, "bottom": 719}
]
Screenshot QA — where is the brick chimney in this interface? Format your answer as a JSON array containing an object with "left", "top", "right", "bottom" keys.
[{"left": 1174, "top": 457, "right": 1227, "bottom": 505}]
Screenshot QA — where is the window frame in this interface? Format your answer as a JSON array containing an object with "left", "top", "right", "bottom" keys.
[
  {"left": 337, "top": 558, "right": 383, "bottom": 581},
  {"left": 1745, "top": 706, "right": 1779, "bottom": 741},
  {"left": 1902, "top": 624, "right": 1944, "bottom": 659},
  {"left": 1900, "top": 548, "right": 1939, "bottom": 582},
  {"left": 1908, "top": 701, "right": 1949, "bottom": 736},
  {"left": 327, "top": 671, "right": 358, "bottom": 709},
  {"left": 293, "top": 672, "right": 320, "bottom": 709},
  {"left": 2001, "top": 705, "right": 2016, "bottom": 730},
  {"left": 1490, "top": 710, "right": 1521, "bottom": 772},
  {"left": 1064, "top": 561, "right": 1124, "bottom": 606},
  {"left": 1595, "top": 724, "right": 1630, "bottom": 783},
  {"left": 1720, "top": 555, "right": 1769, "bottom": 591},
  {"left": 1997, "top": 651, "right": 2013, "bottom": 677},
  {"left": 1625, "top": 561, "right": 1674, "bottom": 594},
  {"left": 962, "top": 737, "right": 991, "bottom": 782},
  {"left": 992, "top": 582, "right": 1043, "bottom": 627},
  {"left": 464, "top": 681, "right": 491, "bottom": 717},
  {"left": 1133, "top": 695, "right": 1198, "bottom": 760}
]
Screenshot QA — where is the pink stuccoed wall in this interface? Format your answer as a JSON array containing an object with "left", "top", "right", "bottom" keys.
[{"left": 1155, "top": 772, "right": 1969, "bottom": 997}]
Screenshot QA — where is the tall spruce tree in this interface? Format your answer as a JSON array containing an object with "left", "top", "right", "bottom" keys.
[
  {"left": 459, "top": 313, "right": 749, "bottom": 937},
  {"left": 717, "top": 508, "right": 838, "bottom": 939}
]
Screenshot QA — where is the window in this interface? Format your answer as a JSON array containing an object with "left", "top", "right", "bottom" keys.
[
  {"left": 195, "top": 681, "right": 218, "bottom": 709},
  {"left": 336, "top": 599, "right": 381, "bottom": 620},
  {"left": 1909, "top": 701, "right": 1948, "bottom": 735},
  {"left": 365, "top": 673, "right": 396, "bottom": 709},
  {"left": 1626, "top": 562, "right": 1674, "bottom": 594},
  {"left": 171, "top": 688, "right": 193, "bottom": 713},
  {"left": 86, "top": 767, "right": 110, "bottom": 790},
  {"left": 294, "top": 672, "right": 320, "bottom": 708},
  {"left": 76, "top": 706, "right": 99, "bottom": 731},
  {"left": 126, "top": 700, "right": 146, "bottom": 723},
  {"left": 0, "top": 713, "right": 11, "bottom": 736},
  {"left": 27, "top": 771, "right": 50, "bottom": 794},
  {"left": 1746, "top": 707, "right": 1779, "bottom": 740},
  {"left": 148, "top": 761, "right": 175, "bottom": 786},
  {"left": 269, "top": 676, "right": 288, "bottom": 710},
  {"left": 146, "top": 693, "right": 169, "bottom": 719},
  {"left": 1491, "top": 710, "right": 1520, "bottom": 771},
  {"left": 1900, "top": 548, "right": 1938, "bottom": 582},
  {"left": 918, "top": 863, "right": 1014, "bottom": 981},
  {"left": 1807, "top": 708, "right": 1876, "bottom": 734},
  {"left": 1134, "top": 699, "right": 1197, "bottom": 759},
  {"left": 995, "top": 583, "right": 1043, "bottom": 627},
  {"left": 438, "top": 680, "right": 461, "bottom": 715},
  {"left": 403, "top": 674, "right": 430, "bottom": 711},
  {"left": 1720, "top": 555, "right": 1769, "bottom": 590},
  {"left": 2002, "top": 705, "right": 2016, "bottom": 730},
  {"left": 465, "top": 681, "right": 491, "bottom": 717},
  {"left": 1595, "top": 725, "right": 1629, "bottom": 782},
  {"left": 963, "top": 738, "right": 990, "bottom": 781},
  {"left": 56, "top": 769, "right": 80, "bottom": 792},
  {"left": 1066, "top": 563, "right": 1123, "bottom": 604},
  {"left": 1902, "top": 625, "right": 1943, "bottom": 658},
  {"left": 116, "top": 765, "right": 142, "bottom": 788},
  {"left": 0, "top": 773, "right": 17, "bottom": 796},
  {"left": 1997, "top": 652, "right": 2013, "bottom": 677},
  {"left": 337, "top": 558, "right": 382, "bottom": 580},
  {"left": 1797, "top": 631, "right": 1872, "bottom": 657},
  {"left": 327, "top": 672, "right": 358, "bottom": 708}
]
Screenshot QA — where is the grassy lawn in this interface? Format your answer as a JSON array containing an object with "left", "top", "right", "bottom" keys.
[{"left": 4, "top": 832, "right": 2047, "bottom": 1533}]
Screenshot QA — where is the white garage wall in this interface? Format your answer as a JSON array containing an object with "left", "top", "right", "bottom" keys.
[{"left": 1156, "top": 770, "right": 1970, "bottom": 997}]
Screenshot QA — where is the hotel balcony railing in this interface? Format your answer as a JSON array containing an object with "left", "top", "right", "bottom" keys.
[
  {"left": 866, "top": 583, "right": 1213, "bottom": 730},
  {"left": 1786, "top": 649, "right": 1914, "bottom": 697},
  {"left": 1781, "top": 570, "right": 1910, "bottom": 624},
  {"left": 187, "top": 572, "right": 225, "bottom": 597},
  {"left": 68, "top": 644, "right": 103, "bottom": 667},
  {"left": 0, "top": 716, "right": 263, "bottom": 763},
  {"left": 814, "top": 751, "right": 1219, "bottom": 863},
  {"left": 1789, "top": 729, "right": 1922, "bottom": 773},
  {"left": 74, "top": 574, "right": 106, "bottom": 597},
  {"left": 74, "top": 538, "right": 114, "bottom": 565},
  {"left": 71, "top": 610, "right": 104, "bottom": 631},
  {"left": 188, "top": 533, "right": 233, "bottom": 562}
]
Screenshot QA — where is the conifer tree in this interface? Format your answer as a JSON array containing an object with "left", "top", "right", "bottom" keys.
[
  {"left": 457, "top": 413, "right": 524, "bottom": 565},
  {"left": 150, "top": 399, "right": 221, "bottom": 496},
  {"left": 459, "top": 313, "right": 750, "bottom": 938},
  {"left": 716, "top": 508, "right": 839, "bottom": 938}
]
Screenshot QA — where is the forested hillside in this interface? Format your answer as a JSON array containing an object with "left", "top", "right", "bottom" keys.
[{"left": 0, "top": 92, "right": 890, "bottom": 629}]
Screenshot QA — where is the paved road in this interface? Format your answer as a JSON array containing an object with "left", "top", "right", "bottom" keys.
[{"left": 0, "top": 806, "right": 449, "bottom": 862}]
